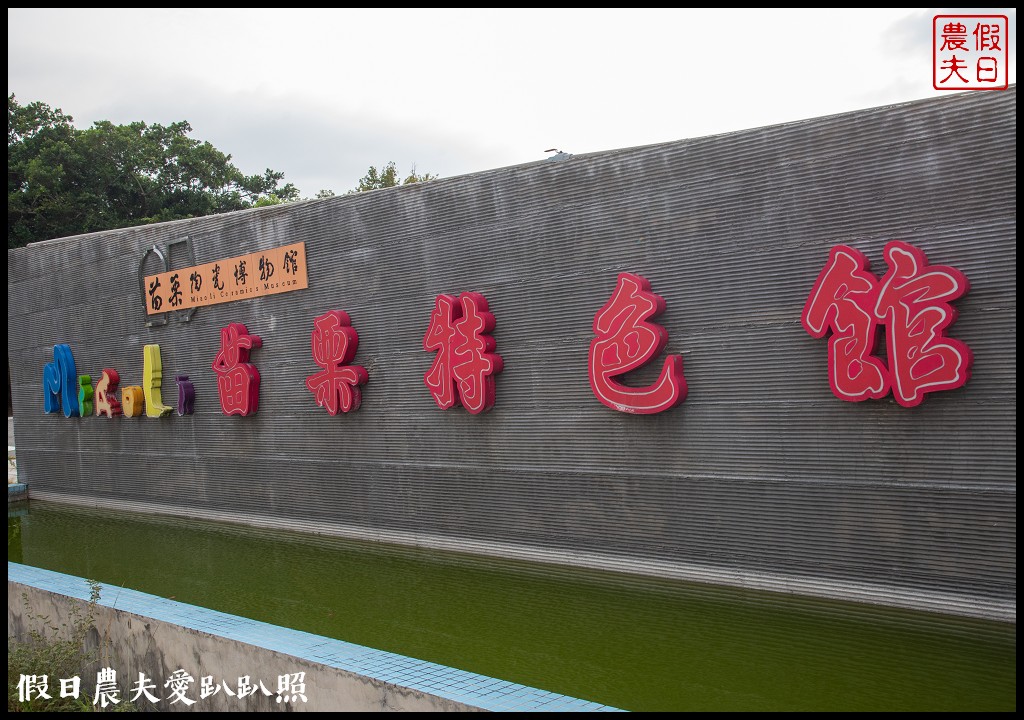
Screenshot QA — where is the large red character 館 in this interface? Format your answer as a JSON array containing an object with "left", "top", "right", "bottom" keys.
[
  {"left": 211, "top": 323, "right": 262, "bottom": 416},
  {"left": 423, "top": 292, "right": 504, "bottom": 414},
  {"left": 874, "top": 240, "right": 973, "bottom": 408},
  {"left": 801, "top": 245, "right": 891, "bottom": 402},
  {"left": 803, "top": 242, "right": 973, "bottom": 407},
  {"left": 588, "top": 273, "right": 687, "bottom": 414},
  {"left": 305, "top": 310, "right": 369, "bottom": 415}
]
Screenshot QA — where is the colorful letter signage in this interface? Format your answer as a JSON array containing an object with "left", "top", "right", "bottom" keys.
[
  {"left": 144, "top": 242, "right": 308, "bottom": 315},
  {"left": 212, "top": 323, "right": 263, "bottom": 416},
  {"left": 176, "top": 375, "right": 196, "bottom": 416},
  {"left": 43, "top": 344, "right": 80, "bottom": 418},
  {"left": 94, "top": 369, "right": 123, "bottom": 418},
  {"left": 41, "top": 243, "right": 977, "bottom": 425},
  {"left": 78, "top": 375, "right": 94, "bottom": 417},
  {"left": 142, "top": 345, "right": 174, "bottom": 418},
  {"left": 423, "top": 292, "right": 504, "bottom": 414},
  {"left": 306, "top": 311, "right": 368, "bottom": 415},
  {"left": 802, "top": 241, "right": 972, "bottom": 407},
  {"left": 122, "top": 386, "right": 145, "bottom": 418},
  {"left": 589, "top": 273, "right": 687, "bottom": 414}
]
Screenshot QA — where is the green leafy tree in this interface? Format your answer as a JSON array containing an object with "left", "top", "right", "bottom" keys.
[
  {"left": 8, "top": 95, "right": 299, "bottom": 248},
  {"left": 348, "top": 161, "right": 437, "bottom": 194}
]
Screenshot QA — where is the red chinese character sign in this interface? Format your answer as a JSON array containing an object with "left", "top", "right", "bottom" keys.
[
  {"left": 933, "top": 15, "right": 1009, "bottom": 91},
  {"left": 423, "top": 292, "right": 504, "bottom": 414},
  {"left": 875, "top": 242, "right": 973, "bottom": 407},
  {"left": 306, "top": 310, "right": 369, "bottom": 415},
  {"left": 211, "top": 323, "right": 263, "bottom": 416},
  {"left": 802, "top": 241, "right": 972, "bottom": 408},
  {"left": 800, "top": 246, "right": 891, "bottom": 402},
  {"left": 589, "top": 273, "right": 687, "bottom": 414}
]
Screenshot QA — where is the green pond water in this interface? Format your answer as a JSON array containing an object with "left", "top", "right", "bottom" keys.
[{"left": 8, "top": 500, "right": 1015, "bottom": 712}]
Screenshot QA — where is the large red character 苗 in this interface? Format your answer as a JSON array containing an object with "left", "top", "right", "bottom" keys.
[{"left": 211, "top": 323, "right": 262, "bottom": 416}]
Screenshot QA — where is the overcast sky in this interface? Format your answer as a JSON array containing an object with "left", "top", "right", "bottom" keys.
[{"left": 7, "top": 8, "right": 1017, "bottom": 199}]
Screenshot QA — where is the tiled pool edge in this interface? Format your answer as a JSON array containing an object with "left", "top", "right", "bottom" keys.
[{"left": 9, "top": 562, "right": 623, "bottom": 712}]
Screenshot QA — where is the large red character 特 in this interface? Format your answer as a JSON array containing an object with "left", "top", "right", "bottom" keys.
[{"left": 423, "top": 292, "right": 503, "bottom": 414}]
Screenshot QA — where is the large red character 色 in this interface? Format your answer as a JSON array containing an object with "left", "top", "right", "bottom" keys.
[{"left": 588, "top": 273, "right": 687, "bottom": 414}]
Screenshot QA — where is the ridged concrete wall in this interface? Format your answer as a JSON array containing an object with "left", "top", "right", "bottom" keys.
[{"left": 8, "top": 88, "right": 1016, "bottom": 620}]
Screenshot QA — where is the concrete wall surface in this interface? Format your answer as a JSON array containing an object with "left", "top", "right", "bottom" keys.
[{"left": 7, "top": 88, "right": 1017, "bottom": 620}]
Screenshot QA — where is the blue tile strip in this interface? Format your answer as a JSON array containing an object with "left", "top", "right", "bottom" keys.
[
  {"left": 8, "top": 562, "right": 624, "bottom": 712},
  {"left": 8, "top": 483, "right": 28, "bottom": 500}
]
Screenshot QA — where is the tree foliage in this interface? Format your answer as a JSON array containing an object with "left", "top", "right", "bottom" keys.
[
  {"left": 349, "top": 161, "right": 437, "bottom": 193},
  {"left": 8, "top": 95, "right": 299, "bottom": 248}
]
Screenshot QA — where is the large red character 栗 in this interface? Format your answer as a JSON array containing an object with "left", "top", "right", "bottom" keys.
[
  {"left": 801, "top": 246, "right": 891, "bottom": 402},
  {"left": 423, "top": 292, "right": 504, "bottom": 414},
  {"left": 588, "top": 273, "right": 687, "bottom": 414},
  {"left": 211, "top": 323, "right": 262, "bottom": 416},
  {"left": 306, "top": 310, "right": 369, "bottom": 415}
]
